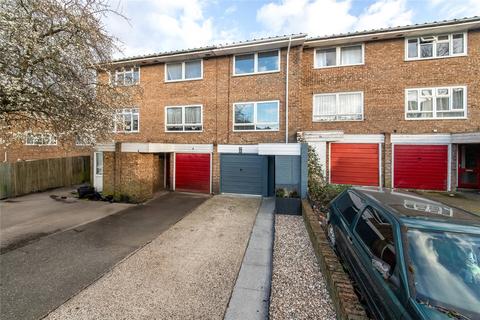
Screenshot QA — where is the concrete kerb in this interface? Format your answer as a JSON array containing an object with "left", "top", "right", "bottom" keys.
[{"left": 224, "top": 197, "right": 275, "bottom": 320}]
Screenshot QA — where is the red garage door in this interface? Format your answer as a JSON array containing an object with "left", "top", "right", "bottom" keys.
[
  {"left": 175, "top": 153, "right": 210, "bottom": 193},
  {"left": 394, "top": 145, "right": 448, "bottom": 191},
  {"left": 330, "top": 143, "right": 379, "bottom": 186}
]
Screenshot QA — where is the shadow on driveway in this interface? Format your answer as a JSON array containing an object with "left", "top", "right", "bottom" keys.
[{"left": 0, "top": 192, "right": 209, "bottom": 320}]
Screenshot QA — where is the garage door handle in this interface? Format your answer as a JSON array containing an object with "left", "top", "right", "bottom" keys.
[{"left": 239, "top": 168, "right": 243, "bottom": 171}]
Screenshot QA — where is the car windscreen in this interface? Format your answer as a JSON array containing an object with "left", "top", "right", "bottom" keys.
[{"left": 406, "top": 229, "right": 480, "bottom": 319}]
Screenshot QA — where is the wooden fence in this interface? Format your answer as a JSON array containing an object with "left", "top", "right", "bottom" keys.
[{"left": 0, "top": 156, "right": 90, "bottom": 199}]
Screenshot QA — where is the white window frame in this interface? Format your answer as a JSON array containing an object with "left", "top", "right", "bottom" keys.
[
  {"left": 314, "top": 44, "right": 365, "bottom": 69},
  {"left": 233, "top": 50, "right": 281, "bottom": 76},
  {"left": 404, "top": 86, "right": 467, "bottom": 120},
  {"left": 404, "top": 32, "right": 468, "bottom": 61},
  {"left": 113, "top": 108, "right": 140, "bottom": 133},
  {"left": 25, "top": 133, "right": 58, "bottom": 146},
  {"left": 232, "top": 100, "right": 280, "bottom": 132},
  {"left": 111, "top": 66, "right": 140, "bottom": 86},
  {"left": 312, "top": 91, "right": 364, "bottom": 122},
  {"left": 165, "top": 105, "right": 203, "bottom": 132},
  {"left": 164, "top": 59, "right": 203, "bottom": 82}
]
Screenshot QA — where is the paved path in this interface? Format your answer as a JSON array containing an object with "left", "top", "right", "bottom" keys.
[
  {"left": 269, "top": 215, "right": 336, "bottom": 320},
  {"left": 416, "top": 190, "right": 480, "bottom": 216},
  {"left": 0, "top": 192, "right": 208, "bottom": 320},
  {"left": 45, "top": 195, "right": 261, "bottom": 320},
  {"left": 224, "top": 198, "right": 274, "bottom": 320},
  {"left": 0, "top": 186, "right": 133, "bottom": 253}
]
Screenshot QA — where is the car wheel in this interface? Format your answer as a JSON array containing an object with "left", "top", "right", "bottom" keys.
[{"left": 327, "top": 223, "right": 336, "bottom": 248}]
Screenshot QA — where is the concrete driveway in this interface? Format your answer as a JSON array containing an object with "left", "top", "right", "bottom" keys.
[
  {"left": 415, "top": 190, "right": 480, "bottom": 216},
  {"left": 45, "top": 195, "right": 261, "bottom": 320},
  {"left": 0, "top": 187, "right": 133, "bottom": 253},
  {"left": 0, "top": 192, "right": 209, "bottom": 320}
]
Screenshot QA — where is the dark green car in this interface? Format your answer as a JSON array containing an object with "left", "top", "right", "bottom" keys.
[{"left": 327, "top": 187, "right": 480, "bottom": 320}]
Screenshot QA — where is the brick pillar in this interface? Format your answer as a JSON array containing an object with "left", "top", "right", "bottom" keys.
[
  {"left": 113, "top": 142, "right": 122, "bottom": 200},
  {"left": 450, "top": 144, "right": 458, "bottom": 191},
  {"left": 384, "top": 133, "right": 392, "bottom": 189},
  {"left": 212, "top": 147, "right": 220, "bottom": 194}
]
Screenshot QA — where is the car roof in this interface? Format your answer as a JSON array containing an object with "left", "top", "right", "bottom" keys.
[{"left": 350, "top": 187, "right": 480, "bottom": 228}]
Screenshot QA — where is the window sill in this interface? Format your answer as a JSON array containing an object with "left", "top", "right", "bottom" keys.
[
  {"left": 113, "top": 131, "right": 140, "bottom": 134},
  {"left": 313, "top": 63, "right": 364, "bottom": 70},
  {"left": 313, "top": 119, "right": 364, "bottom": 123},
  {"left": 232, "top": 70, "right": 280, "bottom": 77},
  {"left": 404, "top": 116, "right": 467, "bottom": 121},
  {"left": 232, "top": 129, "right": 280, "bottom": 132},
  {"left": 164, "top": 77, "right": 203, "bottom": 83},
  {"left": 165, "top": 130, "right": 204, "bottom": 133},
  {"left": 404, "top": 53, "right": 467, "bottom": 62}
]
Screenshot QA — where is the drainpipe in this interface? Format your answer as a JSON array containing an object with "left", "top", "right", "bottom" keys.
[{"left": 285, "top": 36, "right": 292, "bottom": 143}]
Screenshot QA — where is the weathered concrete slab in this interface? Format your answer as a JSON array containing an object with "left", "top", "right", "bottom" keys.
[{"left": 224, "top": 197, "right": 275, "bottom": 320}]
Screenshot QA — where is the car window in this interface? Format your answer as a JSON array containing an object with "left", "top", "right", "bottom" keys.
[
  {"left": 336, "top": 191, "right": 364, "bottom": 225},
  {"left": 355, "top": 206, "right": 396, "bottom": 270}
]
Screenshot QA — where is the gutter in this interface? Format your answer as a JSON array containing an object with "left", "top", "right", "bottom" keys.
[{"left": 285, "top": 36, "right": 292, "bottom": 144}]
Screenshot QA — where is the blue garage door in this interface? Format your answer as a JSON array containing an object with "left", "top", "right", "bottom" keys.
[{"left": 220, "top": 154, "right": 267, "bottom": 195}]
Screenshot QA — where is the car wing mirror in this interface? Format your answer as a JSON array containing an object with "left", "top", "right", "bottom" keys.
[{"left": 372, "top": 257, "right": 391, "bottom": 280}]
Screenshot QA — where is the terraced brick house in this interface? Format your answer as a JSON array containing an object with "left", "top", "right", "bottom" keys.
[{"left": 94, "top": 17, "right": 480, "bottom": 202}]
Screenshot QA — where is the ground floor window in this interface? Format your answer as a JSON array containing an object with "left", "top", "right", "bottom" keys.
[
  {"left": 406, "top": 86, "right": 466, "bottom": 119},
  {"left": 165, "top": 105, "right": 203, "bottom": 131},
  {"left": 113, "top": 108, "right": 139, "bottom": 133},
  {"left": 25, "top": 133, "right": 57, "bottom": 145},
  {"left": 233, "top": 100, "right": 279, "bottom": 131},
  {"left": 313, "top": 92, "right": 363, "bottom": 121}
]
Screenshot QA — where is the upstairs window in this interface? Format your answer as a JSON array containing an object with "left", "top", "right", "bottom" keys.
[
  {"left": 113, "top": 66, "right": 140, "bottom": 86},
  {"left": 233, "top": 100, "right": 279, "bottom": 131},
  {"left": 234, "top": 50, "right": 280, "bottom": 75},
  {"left": 313, "top": 91, "right": 363, "bottom": 121},
  {"left": 165, "top": 60, "right": 202, "bottom": 82},
  {"left": 113, "top": 108, "right": 139, "bottom": 133},
  {"left": 406, "top": 86, "right": 466, "bottom": 119},
  {"left": 406, "top": 33, "right": 466, "bottom": 60},
  {"left": 165, "top": 105, "right": 203, "bottom": 132},
  {"left": 25, "top": 133, "right": 57, "bottom": 145},
  {"left": 315, "top": 44, "right": 364, "bottom": 68}
]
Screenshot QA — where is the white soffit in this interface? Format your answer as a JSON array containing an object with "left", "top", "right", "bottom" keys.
[
  {"left": 121, "top": 143, "right": 213, "bottom": 153},
  {"left": 341, "top": 134, "right": 385, "bottom": 143},
  {"left": 258, "top": 143, "right": 301, "bottom": 156},
  {"left": 95, "top": 143, "right": 115, "bottom": 152},
  {"left": 301, "top": 131, "right": 344, "bottom": 142},
  {"left": 391, "top": 134, "right": 452, "bottom": 144},
  {"left": 451, "top": 132, "right": 480, "bottom": 144},
  {"left": 217, "top": 144, "right": 259, "bottom": 154}
]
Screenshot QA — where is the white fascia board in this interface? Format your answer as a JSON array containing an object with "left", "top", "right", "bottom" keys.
[
  {"left": 305, "top": 21, "right": 480, "bottom": 48},
  {"left": 173, "top": 144, "right": 213, "bottom": 153},
  {"left": 451, "top": 132, "right": 480, "bottom": 144},
  {"left": 258, "top": 143, "right": 301, "bottom": 156},
  {"left": 391, "top": 134, "right": 452, "bottom": 144},
  {"left": 121, "top": 143, "right": 150, "bottom": 152},
  {"left": 217, "top": 145, "right": 259, "bottom": 154},
  {"left": 340, "top": 134, "right": 385, "bottom": 143},
  {"left": 213, "top": 37, "right": 305, "bottom": 56},
  {"left": 95, "top": 143, "right": 115, "bottom": 152},
  {"left": 300, "top": 131, "right": 344, "bottom": 142}
]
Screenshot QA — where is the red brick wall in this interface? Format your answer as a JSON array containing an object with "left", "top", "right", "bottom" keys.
[
  {"left": 300, "top": 30, "right": 480, "bottom": 135},
  {"left": 2, "top": 140, "right": 91, "bottom": 163}
]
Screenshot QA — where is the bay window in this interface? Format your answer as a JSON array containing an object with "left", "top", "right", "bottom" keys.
[
  {"left": 165, "top": 60, "right": 202, "bottom": 81},
  {"left": 165, "top": 105, "right": 202, "bottom": 131},
  {"left": 313, "top": 92, "right": 363, "bottom": 121},
  {"left": 315, "top": 44, "right": 364, "bottom": 68},
  {"left": 233, "top": 101, "right": 279, "bottom": 131},
  {"left": 406, "top": 33, "right": 466, "bottom": 60},
  {"left": 406, "top": 86, "right": 466, "bottom": 119},
  {"left": 234, "top": 50, "right": 280, "bottom": 75},
  {"left": 113, "top": 108, "right": 139, "bottom": 133},
  {"left": 113, "top": 66, "right": 140, "bottom": 86}
]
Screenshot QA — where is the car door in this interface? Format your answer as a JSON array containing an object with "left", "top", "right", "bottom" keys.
[{"left": 350, "top": 206, "right": 406, "bottom": 320}]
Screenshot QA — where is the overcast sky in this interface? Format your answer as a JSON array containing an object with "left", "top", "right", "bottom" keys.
[{"left": 103, "top": 0, "right": 480, "bottom": 58}]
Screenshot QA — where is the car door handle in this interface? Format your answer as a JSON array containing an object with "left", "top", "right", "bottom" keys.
[{"left": 347, "top": 236, "right": 353, "bottom": 244}]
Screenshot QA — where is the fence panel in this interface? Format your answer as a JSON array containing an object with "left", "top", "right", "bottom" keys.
[{"left": 0, "top": 156, "right": 90, "bottom": 199}]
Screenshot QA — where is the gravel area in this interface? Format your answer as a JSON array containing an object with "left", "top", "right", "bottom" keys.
[{"left": 269, "top": 215, "right": 336, "bottom": 320}]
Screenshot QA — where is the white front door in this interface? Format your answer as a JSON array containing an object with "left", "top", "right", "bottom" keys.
[{"left": 93, "top": 152, "right": 103, "bottom": 192}]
